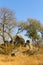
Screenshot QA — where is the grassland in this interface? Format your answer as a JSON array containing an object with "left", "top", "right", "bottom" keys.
[{"left": 0, "top": 46, "right": 43, "bottom": 65}]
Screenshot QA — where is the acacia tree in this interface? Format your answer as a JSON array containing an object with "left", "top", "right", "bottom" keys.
[
  {"left": 18, "top": 18, "right": 41, "bottom": 44},
  {"left": 0, "top": 8, "right": 17, "bottom": 44}
]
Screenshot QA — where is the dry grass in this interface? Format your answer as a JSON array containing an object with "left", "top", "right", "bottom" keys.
[
  {"left": 0, "top": 53, "right": 43, "bottom": 65},
  {"left": 0, "top": 46, "right": 43, "bottom": 65}
]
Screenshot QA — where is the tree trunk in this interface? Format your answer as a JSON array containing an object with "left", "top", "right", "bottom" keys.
[
  {"left": 3, "top": 24, "right": 5, "bottom": 44},
  {"left": 8, "top": 32, "right": 13, "bottom": 42},
  {"left": 5, "top": 31, "right": 13, "bottom": 42}
]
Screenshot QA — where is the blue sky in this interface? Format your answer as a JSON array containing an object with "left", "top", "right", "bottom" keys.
[
  {"left": 0, "top": 0, "right": 43, "bottom": 24},
  {"left": 0, "top": 0, "right": 43, "bottom": 41}
]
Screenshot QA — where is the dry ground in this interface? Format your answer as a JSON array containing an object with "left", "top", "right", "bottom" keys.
[
  {"left": 0, "top": 54, "right": 43, "bottom": 65},
  {"left": 0, "top": 47, "right": 43, "bottom": 65}
]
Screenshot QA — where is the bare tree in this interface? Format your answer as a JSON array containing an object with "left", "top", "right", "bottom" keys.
[{"left": 0, "top": 7, "right": 17, "bottom": 44}]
